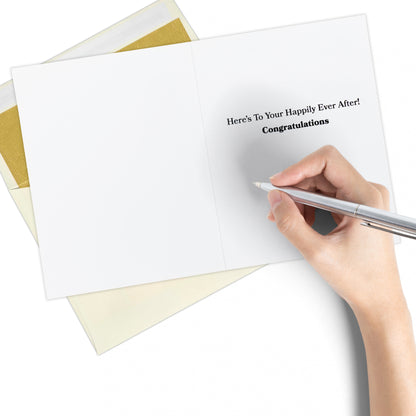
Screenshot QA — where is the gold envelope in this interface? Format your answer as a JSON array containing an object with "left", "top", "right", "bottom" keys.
[{"left": 0, "top": 0, "right": 262, "bottom": 353}]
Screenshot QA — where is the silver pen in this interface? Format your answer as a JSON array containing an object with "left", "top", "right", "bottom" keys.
[{"left": 253, "top": 182, "right": 416, "bottom": 240}]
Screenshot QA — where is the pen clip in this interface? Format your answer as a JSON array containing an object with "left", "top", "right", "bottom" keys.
[{"left": 360, "top": 221, "right": 416, "bottom": 240}]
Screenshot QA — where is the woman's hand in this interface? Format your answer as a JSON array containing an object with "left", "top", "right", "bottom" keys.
[
  {"left": 267, "top": 145, "right": 416, "bottom": 416},
  {"left": 267, "top": 145, "right": 404, "bottom": 317}
]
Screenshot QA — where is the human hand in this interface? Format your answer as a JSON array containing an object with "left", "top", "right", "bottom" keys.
[
  {"left": 268, "top": 145, "right": 416, "bottom": 416},
  {"left": 267, "top": 145, "right": 405, "bottom": 317}
]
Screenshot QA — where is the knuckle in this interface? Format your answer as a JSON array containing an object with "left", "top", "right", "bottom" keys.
[
  {"left": 276, "top": 214, "right": 295, "bottom": 235},
  {"left": 375, "top": 183, "right": 390, "bottom": 200},
  {"left": 366, "top": 185, "right": 386, "bottom": 208},
  {"left": 320, "top": 144, "right": 339, "bottom": 158}
]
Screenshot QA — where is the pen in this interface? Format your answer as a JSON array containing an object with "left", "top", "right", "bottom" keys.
[{"left": 253, "top": 182, "right": 416, "bottom": 240}]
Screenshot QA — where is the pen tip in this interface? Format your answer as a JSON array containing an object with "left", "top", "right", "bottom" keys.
[{"left": 252, "top": 181, "right": 261, "bottom": 188}]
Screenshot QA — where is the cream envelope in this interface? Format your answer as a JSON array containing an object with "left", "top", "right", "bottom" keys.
[{"left": 0, "top": 0, "right": 261, "bottom": 353}]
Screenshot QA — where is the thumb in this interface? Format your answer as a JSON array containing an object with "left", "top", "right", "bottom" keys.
[{"left": 268, "top": 190, "right": 324, "bottom": 259}]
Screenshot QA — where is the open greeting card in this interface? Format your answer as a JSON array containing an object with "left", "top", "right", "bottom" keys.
[{"left": 12, "top": 15, "right": 393, "bottom": 299}]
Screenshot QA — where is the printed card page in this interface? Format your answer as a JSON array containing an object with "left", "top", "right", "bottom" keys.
[
  {"left": 12, "top": 15, "right": 393, "bottom": 298},
  {"left": 192, "top": 15, "right": 393, "bottom": 268}
]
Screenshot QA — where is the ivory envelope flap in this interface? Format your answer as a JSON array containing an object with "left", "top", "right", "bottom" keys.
[
  {"left": 12, "top": 15, "right": 394, "bottom": 300},
  {"left": 0, "top": 0, "right": 260, "bottom": 352}
]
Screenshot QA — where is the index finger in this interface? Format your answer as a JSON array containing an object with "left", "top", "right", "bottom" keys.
[{"left": 269, "top": 145, "right": 377, "bottom": 205}]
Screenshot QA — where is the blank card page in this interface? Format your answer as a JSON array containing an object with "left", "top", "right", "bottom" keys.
[{"left": 12, "top": 44, "right": 224, "bottom": 298}]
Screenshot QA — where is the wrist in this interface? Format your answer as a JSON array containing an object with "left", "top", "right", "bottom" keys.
[
  {"left": 352, "top": 295, "right": 412, "bottom": 338},
  {"left": 345, "top": 268, "right": 407, "bottom": 328}
]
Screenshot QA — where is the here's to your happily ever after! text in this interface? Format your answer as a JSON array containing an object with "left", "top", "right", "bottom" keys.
[{"left": 225, "top": 98, "right": 360, "bottom": 134}]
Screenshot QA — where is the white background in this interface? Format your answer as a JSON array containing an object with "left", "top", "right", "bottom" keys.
[{"left": 1, "top": 1, "right": 416, "bottom": 415}]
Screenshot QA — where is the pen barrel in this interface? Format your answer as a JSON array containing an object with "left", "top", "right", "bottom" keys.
[
  {"left": 278, "top": 187, "right": 359, "bottom": 216},
  {"left": 259, "top": 184, "right": 416, "bottom": 237},
  {"left": 356, "top": 205, "right": 416, "bottom": 234}
]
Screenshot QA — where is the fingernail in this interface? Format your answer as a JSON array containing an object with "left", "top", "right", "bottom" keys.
[
  {"left": 268, "top": 190, "right": 282, "bottom": 209},
  {"left": 269, "top": 172, "right": 282, "bottom": 181}
]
